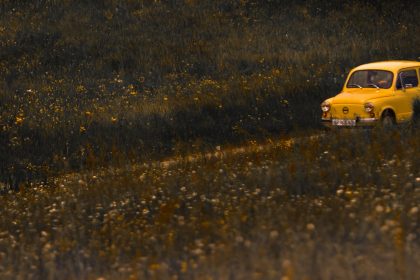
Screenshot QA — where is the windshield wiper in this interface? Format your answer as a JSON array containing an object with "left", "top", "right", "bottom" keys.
[
  {"left": 367, "top": 83, "right": 379, "bottom": 89},
  {"left": 348, "top": 84, "right": 362, "bottom": 88}
]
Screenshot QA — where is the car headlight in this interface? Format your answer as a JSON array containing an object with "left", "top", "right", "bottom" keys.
[
  {"left": 364, "top": 103, "right": 374, "bottom": 113},
  {"left": 321, "top": 102, "right": 331, "bottom": 112}
]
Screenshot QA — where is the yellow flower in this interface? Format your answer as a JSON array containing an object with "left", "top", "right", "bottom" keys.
[
  {"left": 181, "top": 261, "right": 188, "bottom": 273},
  {"left": 111, "top": 117, "right": 118, "bottom": 123},
  {"left": 15, "top": 116, "right": 24, "bottom": 125},
  {"left": 76, "top": 85, "right": 87, "bottom": 94},
  {"left": 80, "top": 126, "right": 86, "bottom": 133},
  {"left": 104, "top": 10, "right": 113, "bottom": 20},
  {"left": 149, "top": 263, "right": 160, "bottom": 271}
]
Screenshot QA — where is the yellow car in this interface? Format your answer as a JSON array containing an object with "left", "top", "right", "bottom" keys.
[{"left": 321, "top": 60, "right": 420, "bottom": 128}]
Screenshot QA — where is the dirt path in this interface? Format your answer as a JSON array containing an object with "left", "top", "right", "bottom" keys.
[
  {"left": 55, "top": 131, "right": 325, "bottom": 185},
  {"left": 155, "top": 132, "right": 324, "bottom": 169}
]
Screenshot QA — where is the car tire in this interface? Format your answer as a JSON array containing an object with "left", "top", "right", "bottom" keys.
[{"left": 381, "top": 114, "right": 396, "bottom": 130}]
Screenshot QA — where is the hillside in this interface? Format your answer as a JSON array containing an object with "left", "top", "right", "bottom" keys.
[
  {"left": 0, "top": 0, "right": 419, "bottom": 184},
  {"left": 0, "top": 1, "right": 419, "bottom": 278}
]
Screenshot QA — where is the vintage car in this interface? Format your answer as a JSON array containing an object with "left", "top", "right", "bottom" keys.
[{"left": 321, "top": 60, "right": 420, "bottom": 128}]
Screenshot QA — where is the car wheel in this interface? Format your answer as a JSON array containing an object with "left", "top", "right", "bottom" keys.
[{"left": 381, "top": 114, "right": 396, "bottom": 130}]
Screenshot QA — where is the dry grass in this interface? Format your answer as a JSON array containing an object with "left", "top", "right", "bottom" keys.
[
  {"left": 0, "top": 130, "right": 419, "bottom": 279},
  {"left": 0, "top": 0, "right": 419, "bottom": 185},
  {"left": 0, "top": 1, "right": 419, "bottom": 279}
]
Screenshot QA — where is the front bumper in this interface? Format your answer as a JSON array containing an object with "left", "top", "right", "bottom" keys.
[{"left": 322, "top": 117, "right": 378, "bottom": 128}]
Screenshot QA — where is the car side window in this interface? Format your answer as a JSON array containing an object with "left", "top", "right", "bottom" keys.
[{"left": 396, "top": 69, "right": 419, "bottom": 89}]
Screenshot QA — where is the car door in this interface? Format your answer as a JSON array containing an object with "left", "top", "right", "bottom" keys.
[
  {"left": 417, "top": 68, "right": 420, "bottom": 99},
  {"left": 395, "top": 68, "right": 419, "bottom": 121}
]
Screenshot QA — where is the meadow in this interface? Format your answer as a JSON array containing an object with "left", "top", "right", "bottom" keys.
[
  {"left": 0, "top": 0, "right": 419, "bottom": 184},
  {"left": 0, "top": 130, "right": 419, "bottom": 279},
  {"left": 0, "top": 0, "right": 419, "bottom": 279}
]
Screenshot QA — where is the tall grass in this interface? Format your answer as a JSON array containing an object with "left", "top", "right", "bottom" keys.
[
  {"left": 0, "top": 1, "right": 419, "bottom": 184},
  {"left": 0, "top": 2, "right": 419, "bottom": 277},
  {"left": 0, "top": 130, "right": 418, "bottom": 279}
]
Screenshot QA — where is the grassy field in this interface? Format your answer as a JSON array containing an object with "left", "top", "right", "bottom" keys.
[
  {"left": 0, "top": 130, "right": 419, "bottom": 279},
  {"left": 0, "top": 1, "right": 419, "bottom": 279},
  {"left": 0, "top": 0, "right": 419, "bottom": 185}
]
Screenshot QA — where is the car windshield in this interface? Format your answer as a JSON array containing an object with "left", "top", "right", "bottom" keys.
[{"left": 346, "top": 70, "right": 393, "bottom": 89}]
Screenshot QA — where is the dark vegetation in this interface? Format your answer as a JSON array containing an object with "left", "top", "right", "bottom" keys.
[
  {"left": 0, "top": 1, "right": 419, "bottom": 278},
  {"left": 0, "top": 0, "right": 419, "bottom": 187},
  {"left": 0, "top": 130, "right": 419, "bottom": 279}
]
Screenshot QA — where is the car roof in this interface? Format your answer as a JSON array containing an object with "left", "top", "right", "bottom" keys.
[{"left": 352, "top": 60, "right": 420, "bottom": 72}]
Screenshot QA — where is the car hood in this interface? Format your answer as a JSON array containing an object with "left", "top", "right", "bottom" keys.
[{"left": 331, "top": 90, "right": 392, "bottom": 104}]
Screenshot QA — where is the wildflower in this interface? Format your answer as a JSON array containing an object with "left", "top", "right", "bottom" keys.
[
  {"left": 111, "top": 117, "right": 117, "bottom": 123},
  {"left": 180, "top": 261, "right": 188, "bottom": 273},
  {"left": 409, "top": 207, "right": 418, "bottom": 215},
  {"left": 149, "top": 263, "right": 160, "bottom": 271},
  {"left": 235, "top": 235, "right": 244, "bottom": 243},
  {"left": 139, "top": 173, "right": 146, "bottom": 181},
  {"left": 192, "top": 248, "right": 203, "bottom": 256},
  {"left": 104, "top": 10, "right": 113, "bottom": 20},
  {"left": 15, "top": 116, "right": 24, "bottom": 125},
  {"left": 80, "top": 126, "right": 86, "bottom": 133},
  {"left": 76, "top": 85, "right": 87, "bottom": 94},
  {"left": 269, "top": 230, "right": 279, "bottom": 239},
  {"left": 306, "top": 223, "right": 315, "bottom": 231},
  {"left": 375, "top": 205, "right": 384, "bottom": 213},
  {"left": 406, "top": 233, "right": 417, "bottom": 242},
  {"left": 282, "top": 259, "right": 293, "bottom": 279},
  {"left": 380, "top": 225, "right": 389, "bottom": 233}
]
